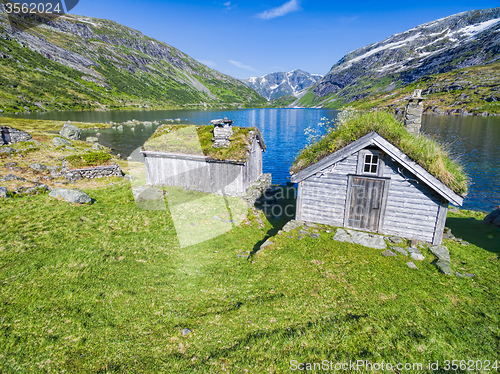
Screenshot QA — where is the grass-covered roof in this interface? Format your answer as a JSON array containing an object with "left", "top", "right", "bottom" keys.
[
  {"left": 142, "top": 124, "right": 261, "bottom": 162},
  {"left": 291, "top": 110, "right": 468, "bottom": 196}
]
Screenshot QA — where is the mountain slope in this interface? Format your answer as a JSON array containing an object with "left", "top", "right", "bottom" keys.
[
  {"left": 348, "top": 62, "right": 500, "bottom": 115},
  {"left": 299, "top": 7, "right": 500, "bottom": 109},
  {"left": 0, "top": 6, "right": 265, "bottom": 113},
  {"left": 243, "top": 70, "right": 322, "bottom": 101}
]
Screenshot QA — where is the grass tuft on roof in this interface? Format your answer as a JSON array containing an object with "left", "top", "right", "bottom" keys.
[
  {"left": 142, "top": 124, "right": 258, "bottom": 162},
  {"left": 291, "top": 110, "right": 468, "bottom": 196}
]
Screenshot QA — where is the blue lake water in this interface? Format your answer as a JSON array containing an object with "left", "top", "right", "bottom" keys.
[{"left": 9, "top": 109, "right": 500, "bottom": 212}]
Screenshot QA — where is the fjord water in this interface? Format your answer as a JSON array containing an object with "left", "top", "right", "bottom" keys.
[
  {"left": 421, "top": 114, "right": 500, "bottom": 212},
  {"left": 11, "top": 109, "right": 500, "bottom": 212}
]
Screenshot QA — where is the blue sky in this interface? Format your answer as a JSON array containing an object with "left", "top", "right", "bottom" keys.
[{"left": 70, "top": 0, "right": 499, "bottom": 79}]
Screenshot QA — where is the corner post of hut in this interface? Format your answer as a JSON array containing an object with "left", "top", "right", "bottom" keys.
[{"left": 404, "top": 89, "right": 426, "bottom": 135}]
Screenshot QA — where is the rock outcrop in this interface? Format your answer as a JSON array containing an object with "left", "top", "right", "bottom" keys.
[
  {"left": 483, "top": 207, "right": 500, "bottom": 228},
  {"left": 59, "top": 123, "right": 81, "bottom": 140},
  {"left": 49, "top": 188, "right": 92, "bottom": 204},
  {"left": 430, "top": 245, "right": 452, "bottom": 275},
  {"left": 0, "top": 126, "right": 32, "bottom": 145},
  {"left": 52, "top": 137, "right": 72, "bottom": 147}
]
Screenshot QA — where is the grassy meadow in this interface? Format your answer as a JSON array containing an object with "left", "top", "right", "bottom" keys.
[
  {"left": 0, "top": 180, "right": 499, "bottom": 373},
  {"left": 0, "top": 116, "right": 499, "bottom": 372}
]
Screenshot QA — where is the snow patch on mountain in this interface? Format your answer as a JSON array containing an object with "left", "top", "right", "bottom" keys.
[{"left": 242, "top": 69, "right": 323, "bottom": 101}]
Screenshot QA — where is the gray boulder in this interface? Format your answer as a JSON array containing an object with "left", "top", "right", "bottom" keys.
[
  {"left": 429, "top": 245, "right": 449, "bottom": 259},
  {"left": 1, "top": 174, "right": 26, "bottom": 182},
  {"left": 0, "top": 126, "right": 32, "bottom": 144},
  {"left": 259, "top": 239, "right": 274, "bottom": 250},
  {"left": 443, "top": 227, "right": 455, "bottom": 239},
  {"left": 16, "top": 184, "right": 49, "bottom": 196},
  {"left": 483, "top": 208, "right": 500, "bottom": 228},
  {"left": 382, "top": 250, "right": 397, "bottom": 257},
  {"left": 332, "top": 228, "right": 354, "bottom": 243},
  {"left": 0, "top": 147, "right": 15, "bottom": 154},
  {"left": 392, "top": 246, "right": 408, "bottom": 256},
  {"left": 86, "top": 137, "right": 99, "bottom": 143},
  {"left": 406, "top": 262, "right": 418, "bottom": 269},
  {"left": 411, "top": 252, "right": 425, "bottom": 261},
  {"left": 29, "top": 163, "right": 47, "bottom": 172},
  {"left": 388, "top": 236, "right": 404, "bottom": 244},
  {"left": 49, "top": 188, "right": 92, "bottom": 204},
  {"left": 282, "top": 220, "right": 304, "bottom": 232},
  {"left": 59, "top": 123, "right": 81, "bottom": 140},
  {"left": 52, "top": 137, "right": 72, "bottom": 147},
  {"left": 0, "top": 186, "right": 7, "bottom": 198},
  {"left": 92, "top": 143, "right": 104, "bottom": 150},
  {"left": 430, "top": 245, "right": 451, "bottom": 275},
  {"left": 346, "top": 229, "right": 387, "bottom": 249}
]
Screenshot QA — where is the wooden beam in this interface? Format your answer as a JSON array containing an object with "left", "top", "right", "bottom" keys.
[
  {"left": 433, "top": 199, "right": 449, "bottom": 245},
  {"left": 296, "top": 181, "right": 304, "bottom": 220}
]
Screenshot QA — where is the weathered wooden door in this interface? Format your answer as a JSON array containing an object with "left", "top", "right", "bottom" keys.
[{"left": 345, "top": 176, "right": 387, "bottom": 232}]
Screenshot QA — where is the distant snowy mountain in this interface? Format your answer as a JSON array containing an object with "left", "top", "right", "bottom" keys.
[
  {"left": 301, "top": 7, "right": 500, "bottom": 108},
  {"left": 242, "top": 70, "right": 322, "bottom": 101}
]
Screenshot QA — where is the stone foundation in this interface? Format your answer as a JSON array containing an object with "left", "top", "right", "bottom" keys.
[
  {"left": 244, "top": 173, "right": 272, "bottom": 207},
  {"left": 64, "top": 164, "right": 123, "bottom": 180}
]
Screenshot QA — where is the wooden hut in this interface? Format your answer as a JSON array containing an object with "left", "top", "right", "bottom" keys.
[
  {"left": 141, "top": 119, "right": 266, "bottom": 196},
  {"left": 290, "top": 131, "right": 464, "bottom": 245}
]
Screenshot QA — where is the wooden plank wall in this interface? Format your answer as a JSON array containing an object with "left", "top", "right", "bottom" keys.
[
  {"left": 299, "top": 150, "right": 443, "bottom": 243},
  {"left": 144, "top": 154, "right": 247, "bottom": 196},
  {"left": 244, "top": 139, "right": 263, "bottom": 186},
  {"left": 299, "top": 154, "right": 357, "bottom": 225},
  {"left": 381, "top": 157, "right": 441, "bottom": 242}
]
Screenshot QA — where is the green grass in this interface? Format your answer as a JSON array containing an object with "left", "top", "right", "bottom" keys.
[
  {"left": 292, "top": 110, "right": 468, "bottom": 195},
  {"left": 296, "top": 92, "right": 319, "bottom": 107},
  {"left": 0, "top": 182, "right": 499, "bottom": 372},
  {"left": 268, "top": 95, "right": 297, "bottom": 108},
  {"left": 143, "top": 124, "right": 258, "bottom": 162},
  {"left": 65, "top": 152, "right": 113, "bottom": 168}
]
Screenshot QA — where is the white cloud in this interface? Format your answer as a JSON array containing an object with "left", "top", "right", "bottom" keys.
[
  {"left": 228, "top": 60, "right": 258, "bottom": 72},
  {"left": 257, "top": 0, "right": 301, "bottom": 20},
  {"left": 223, "top": 1, "right": 235, "bottom": 11},
  {"left": 198, "top": 59, "right": 217, "bottom": 67}
]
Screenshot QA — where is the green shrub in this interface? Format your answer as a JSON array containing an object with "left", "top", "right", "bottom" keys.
[{"left": 66, "top": 152, "right": 112, "bottom": 167}]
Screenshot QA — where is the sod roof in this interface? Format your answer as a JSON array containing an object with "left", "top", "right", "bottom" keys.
[
  {"left": 142, "top": 124, "right": 264, "bottom": 162},
  {"left": 291, "top": 111, "right": 468, "bottom": 196}
]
